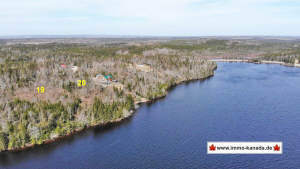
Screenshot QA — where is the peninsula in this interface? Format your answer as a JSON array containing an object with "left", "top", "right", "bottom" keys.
[{"left": 0, "top": 37, "right": 299, "bottom": 152}]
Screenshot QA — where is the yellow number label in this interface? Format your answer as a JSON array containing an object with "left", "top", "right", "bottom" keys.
[
  {"left": 77, "top": 80, "right": 86, "bottom": 87},
  {"left": 37, "top": 86, "right": 45, "bottom": 93},
  {"left": 82, "top": 80, "right": 86, "bottom": 86}
]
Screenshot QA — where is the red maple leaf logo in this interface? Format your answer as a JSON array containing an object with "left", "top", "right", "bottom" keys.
[
  {"left": 209, "top": 144, "right": 216, "bottom": 151},
  {"left": 274, "top": 144, "right": 280, "bottom": 151}
]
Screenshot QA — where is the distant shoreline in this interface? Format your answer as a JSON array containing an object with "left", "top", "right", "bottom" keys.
[{"left": 209, "top": 59, "right": 300, "bottom": 68}]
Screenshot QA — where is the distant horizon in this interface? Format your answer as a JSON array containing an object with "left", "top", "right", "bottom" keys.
[
  {"left": 1, "top": 34, "right": 300, "bottom": 39},
  {"left": 1, "top": 0, "right": 300, "bottom": 36}
]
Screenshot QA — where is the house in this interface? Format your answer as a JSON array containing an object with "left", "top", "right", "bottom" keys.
[
  {"left": 71, "top": 66, "right": 78, "bottom": 73},
  {"left": 61, "top": 64, "right": 67, "bottom": 68},
  {"left": 94, "top": 74, "right": 113, "bottom": 83},
  {"left": 104, "top": 75, "right": 113, "bottom": 81},
  {"left": 93, "top": 74, "right": 123, "bottom": 89},
  {"left": 60, "top": 64, "right": 78, "bottom": 73},
  {"left": 95, "top": 74, "right": 108, "bottom": 83}
]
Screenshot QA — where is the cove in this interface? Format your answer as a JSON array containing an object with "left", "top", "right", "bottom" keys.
[{"left": 1, "top": 62, "right": 300, "bottom": 169}]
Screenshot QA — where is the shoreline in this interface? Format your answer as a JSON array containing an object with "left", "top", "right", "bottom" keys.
[
  {"left": 4, "top": 59, "right": 298, "bottom": 153},
  {"left": 6, "top": 110, "right": 135, "bottom": 152},
  {"left": 209, "top": 59, "right": 300, "bottom": 68},
  {"left": 2, "top": 67, "right": 216, "bottom": 153}
]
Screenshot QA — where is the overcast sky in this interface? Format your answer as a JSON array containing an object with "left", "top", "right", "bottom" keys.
[{"left": 1, "top": 0, "right": 300, "bottom": 36}]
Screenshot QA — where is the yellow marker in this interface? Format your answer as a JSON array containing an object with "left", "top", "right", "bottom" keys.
[
  {"left": 37, "top": 86, "right": 45, "bottom": 93},
  {"left": 77, "top": 80, "right": 86, "bottom": 87},
  {"left": 82, "top": 80, "right": 86, "bottom": 86}
]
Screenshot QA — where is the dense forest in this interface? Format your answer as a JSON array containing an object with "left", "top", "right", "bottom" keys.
[
  {"left": 0, "top": 37, "right": 299, "bottom": 151},
  {"left": 0, "top": 38, "right": 218, "bottom": 151}
]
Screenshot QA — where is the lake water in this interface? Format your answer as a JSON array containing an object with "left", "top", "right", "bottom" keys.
[{"left": 1, "top": 62, "right": 300, "bottom": 169}]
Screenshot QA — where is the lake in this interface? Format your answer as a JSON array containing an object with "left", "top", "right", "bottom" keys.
[{"left": 1, "top": 62, "right": 300, "bottom": 169}]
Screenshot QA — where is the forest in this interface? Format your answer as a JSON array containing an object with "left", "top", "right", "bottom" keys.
[
  {"left": 0, "top": 38, "right": 219, "bottom": 151},
  {"left": 0, "top": 37, "right": 299, "bottom": 151}
]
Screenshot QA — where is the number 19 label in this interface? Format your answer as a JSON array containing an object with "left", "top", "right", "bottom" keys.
[{"left": 37, "top": 86, "right": 45, "bottom": 93}]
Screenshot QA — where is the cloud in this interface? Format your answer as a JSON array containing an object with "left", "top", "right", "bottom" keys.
[{"left": 0, "top": 0, "right": 300, "bottom": 36}]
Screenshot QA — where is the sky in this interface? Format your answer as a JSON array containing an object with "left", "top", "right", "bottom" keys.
[{"left": 1, "top": 0, "right": 300, "bottom": 36}]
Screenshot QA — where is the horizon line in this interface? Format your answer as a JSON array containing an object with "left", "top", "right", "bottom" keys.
[{"left": 1, "top": 34, "right": 300, "bottom": 39}]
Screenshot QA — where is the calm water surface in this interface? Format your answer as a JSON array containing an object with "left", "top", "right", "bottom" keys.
[{"left": 1, "top": 62, "right": 300, "bottom": 169}]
